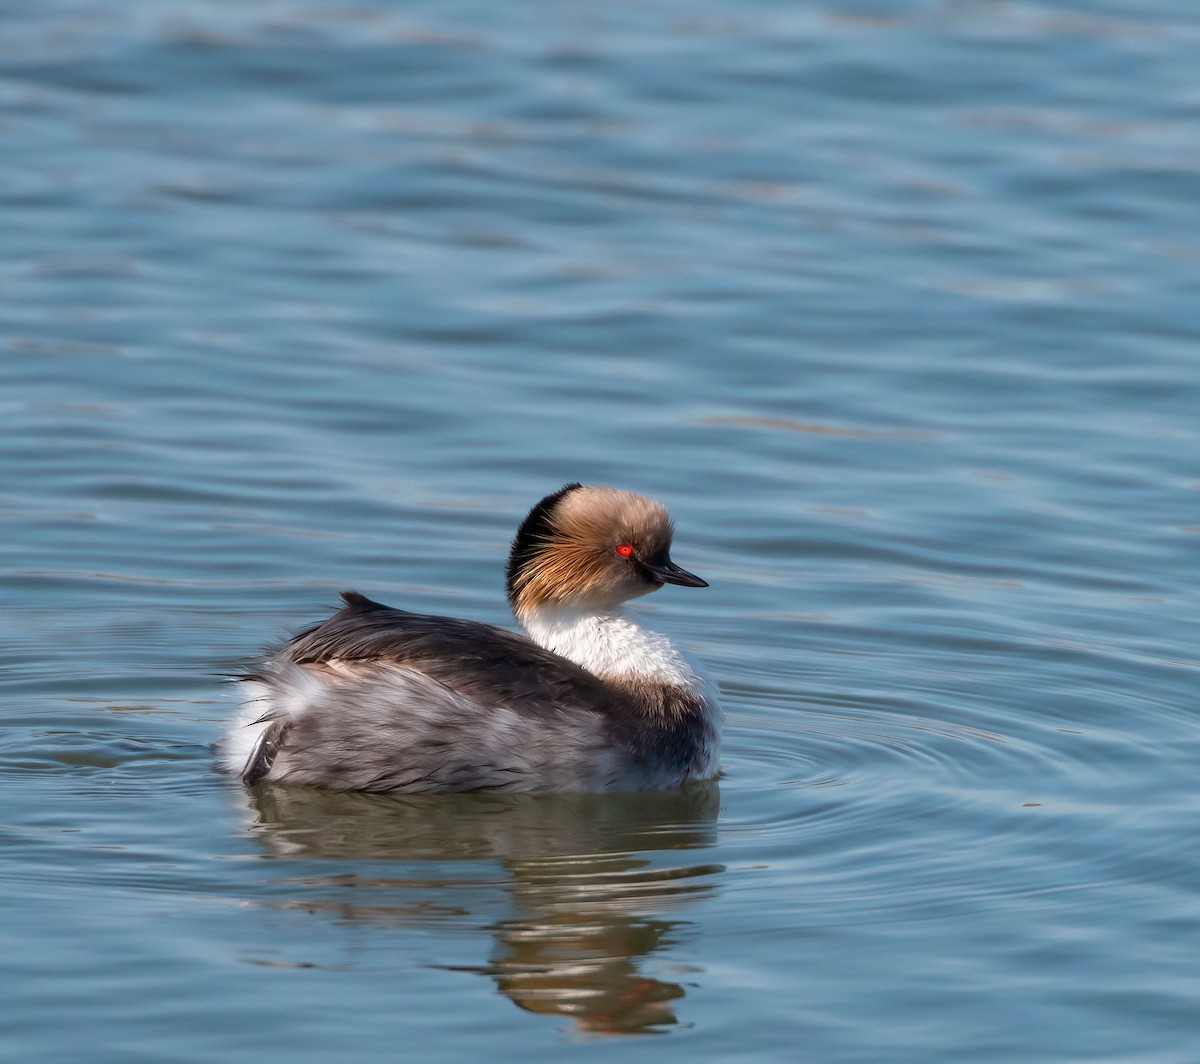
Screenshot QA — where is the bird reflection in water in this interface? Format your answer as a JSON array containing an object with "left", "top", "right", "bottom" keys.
[{"left": 238, "top": 782, "right": 723, "bottom": 1035}]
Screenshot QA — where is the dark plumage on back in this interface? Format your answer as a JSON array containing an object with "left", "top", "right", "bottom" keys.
[{"left": 288, "top": 590, "right": 615, "bottom": 721}]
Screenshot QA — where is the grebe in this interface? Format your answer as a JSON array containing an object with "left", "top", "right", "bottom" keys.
[{"left": 220, "top": 484, "right": 721, "bottom": 792}]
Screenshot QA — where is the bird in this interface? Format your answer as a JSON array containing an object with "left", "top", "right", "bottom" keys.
[{"left": 219, "top": 483, "right": 721, "bottom": 793}]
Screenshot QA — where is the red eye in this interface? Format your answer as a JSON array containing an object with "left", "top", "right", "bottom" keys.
[{"left": 615, "top": 543, "right": 634, "bottom": 557}]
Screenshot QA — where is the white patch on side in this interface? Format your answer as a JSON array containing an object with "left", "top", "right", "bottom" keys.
[
  {"left": 218, "top": 682, "right": 273, "bottom": 775},
  {"left": 217, "top": 668, "right": 328, "bottom": 776}
]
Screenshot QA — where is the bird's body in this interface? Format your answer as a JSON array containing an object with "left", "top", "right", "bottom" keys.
[{"left": 219, "top": 484, "right": 721, "bottom": 793}]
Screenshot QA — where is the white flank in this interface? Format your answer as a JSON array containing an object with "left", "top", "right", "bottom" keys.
[{"left": 217, "top": 668, "right": 327, "bottom": 776}]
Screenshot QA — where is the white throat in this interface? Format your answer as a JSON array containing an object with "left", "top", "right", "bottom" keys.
[{"left": 518, "top": 605, "right": 712, "bottom": 696}]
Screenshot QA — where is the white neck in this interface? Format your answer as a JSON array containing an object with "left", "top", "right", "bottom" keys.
[{"left": 518, "top": 605, "right": 710, "bottom": 695}]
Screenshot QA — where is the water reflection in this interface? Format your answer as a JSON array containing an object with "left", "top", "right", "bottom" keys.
[{"left": 241, "top": 783, "right": 723, "bottom": 1035}]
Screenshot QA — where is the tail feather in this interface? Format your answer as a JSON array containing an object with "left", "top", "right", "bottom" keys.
[{"left": 243, "top": 718, "right": 292, "bottom": 784}]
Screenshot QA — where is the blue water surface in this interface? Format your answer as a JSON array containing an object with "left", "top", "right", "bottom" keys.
[{"left": 2, "top": 2, "right": 1199, "bottom": 1061}]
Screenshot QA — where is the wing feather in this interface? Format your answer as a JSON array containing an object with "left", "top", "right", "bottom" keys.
[{"left": 281, "top": 591, "right": 617, "bottom": 722}]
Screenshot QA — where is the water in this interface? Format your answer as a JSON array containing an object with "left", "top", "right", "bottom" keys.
[{"left": 2, "top": 1, "right": 1199, "bottom": 1059}]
